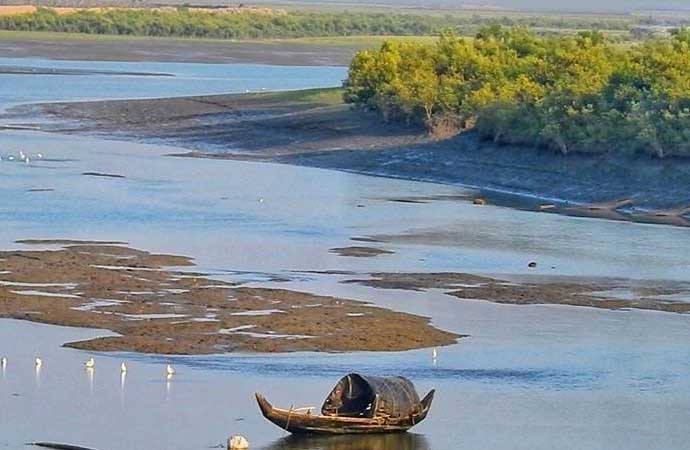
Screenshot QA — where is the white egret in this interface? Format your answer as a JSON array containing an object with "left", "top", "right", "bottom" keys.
[
  {"left": 85, "top": 357, "right": 95, "bottom": 369},
  {"left": 432, "top": 348, "right": 438, "bottom": 360},
  {"left": 35, "top": 357, "right": 42, "bottom": 368},
  {"left": 1, "top": 357, "right": 6, "bottom": 368},
  {"left": 121, "top": 362, "right": 127, "bottom": 373},
  {"left": 166, "top": 364, "right": 175, "bottom": 376}
]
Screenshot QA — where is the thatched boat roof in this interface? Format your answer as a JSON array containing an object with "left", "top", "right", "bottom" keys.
[{"left": 321, "top": 373, "right": 422, "bottom": 418}]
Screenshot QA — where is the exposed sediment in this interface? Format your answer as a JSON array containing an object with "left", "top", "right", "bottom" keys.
[
  {"left": 343, "top": 272, "right": 690, "bottom": 314},
  {"left": 0, "top": 240, "right": 459, "bottom": 354},
  {"left": 329, "top": 246, "right": 394, "bottom": 257},
  {"left": 16, "top": 89, "right": 690, "bottom": 227},
  {"left": 0, "top": 66, "right": 172, "bottom": 76}
]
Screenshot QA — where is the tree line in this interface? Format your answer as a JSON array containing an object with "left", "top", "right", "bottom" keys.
[
  {"left": 344, "top": 26, "right": 690, "bottom": 158},
  {"left": 0, "top": 8, "right": 639, "bottom": 40}
]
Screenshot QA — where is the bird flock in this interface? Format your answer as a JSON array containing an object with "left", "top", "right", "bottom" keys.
[
  {"left": 0, "top": 355, "right": 175, "bottom": 378},
  {"left": 0, "top": 150, "right": 43, "bottom": 164}
]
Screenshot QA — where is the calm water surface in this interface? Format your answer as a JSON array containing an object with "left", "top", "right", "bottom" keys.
[
  {"left": 0, "top": 57, "right": 347, "bottom": 109},
  {"left": 0, "top": 59, "right": 689, "bottom": 450}
]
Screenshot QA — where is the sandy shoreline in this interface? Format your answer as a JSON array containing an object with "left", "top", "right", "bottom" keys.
[{"left": 16, "top": 88, "right": 690, "bottom": 227}]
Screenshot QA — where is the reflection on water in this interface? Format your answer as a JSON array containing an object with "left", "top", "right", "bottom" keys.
[
  {"left": 35, "top": 364, "right": 41, "bottom": 389},
  {"left": 265, "top": 433, "right": 430, "bottom": 450},
  {"left": 165, "top": 374, "right": 173, "bottom": 399},
  {"left": 86, "top": 367, "right": 94, "bottom": 395},
  {"left": 120, "top": 370, "right": 126, "bottom": 409}
]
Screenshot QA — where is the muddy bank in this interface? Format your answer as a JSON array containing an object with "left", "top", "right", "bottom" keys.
[
  {"left": 290, "top": 139, "right": 690, "bottom": 224},
  {"left": 0, "top": 65, "right": 171, "bottom": 76},
  {"left": 342, "top": 272, "right": 690, "bottom": 314},
  {"left": 18, "top": 89, "right": 690, "bottom": 225},
  {"left": 0, "top": 240, "right": 459, "bottom": 354},
  {"left": 23, "top": 89, "right": 425, "bottom": 158},
  {"left": 0, "top": 35, "right": 357, "bottom": 66}
]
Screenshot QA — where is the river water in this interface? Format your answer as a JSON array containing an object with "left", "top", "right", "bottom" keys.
[{"left": 0, "top": 58, "right": 689, "bottom": 450}]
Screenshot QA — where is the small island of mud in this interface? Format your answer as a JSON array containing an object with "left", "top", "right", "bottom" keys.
[
  {"left": 82, "top": 171, "right": 126, "bottom": 178},
  {"left": 329, "top": 246, "right": 394, "bottom": 257},
  {"left": 343, "top": 272, "right": 690, "bottom": 314},
  {"left": 0, "top": 240, "right": 458, "bottom": 354},
  {"left": 0, "top": 66, "right": 172, "bottom": 77}
]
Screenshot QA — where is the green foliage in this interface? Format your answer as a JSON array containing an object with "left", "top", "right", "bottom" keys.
[
  {"left": 0, "top": 8, "right": 638, "bottom": 40},
  {"left": 344, "top": 26, "right": 690, "bottom": 157}
]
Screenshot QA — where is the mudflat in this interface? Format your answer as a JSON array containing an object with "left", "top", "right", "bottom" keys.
[
  {"left": 329, "top": 246, "right": 395, "bottom": 257},
  {"left": 342, "top": 272, "right": 690, "bottom": 314},
  {"left": 28, "top": 89, "right": 428, "bottom": 158},
  {"left": 23, "top": 88, "right": 690, "bottom": 226},
  {"left": 0, "top": 240, "right": 459, "bottom": 354}
]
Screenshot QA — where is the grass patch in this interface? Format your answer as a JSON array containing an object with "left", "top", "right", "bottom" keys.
[
  {"left": 267, "top": 35, "right": 443, "bottom": 47},
  {"left": 267, "top": 87, "right": 345, "bottom": 106}
]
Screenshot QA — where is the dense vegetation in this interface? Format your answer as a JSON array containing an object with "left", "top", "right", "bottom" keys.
[
  {"left": 0, "top": 7, "right": 637, "bottom": 40},
  {"left": 344, "top": 26, "right": 690, "bottom": 157}
]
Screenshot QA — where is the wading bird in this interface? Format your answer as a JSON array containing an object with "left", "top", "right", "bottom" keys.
[{"left": 85, "top": 357, "right": 95, "bottom": 369}]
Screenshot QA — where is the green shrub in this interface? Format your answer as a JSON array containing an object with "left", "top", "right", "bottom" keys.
[{"left": 345, "top": 27, "right": 690, "bottom": 158}]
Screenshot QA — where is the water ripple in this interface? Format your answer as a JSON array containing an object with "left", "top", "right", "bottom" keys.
[{"left": 118, "top": 353, "right": 602, "bottom": 391}]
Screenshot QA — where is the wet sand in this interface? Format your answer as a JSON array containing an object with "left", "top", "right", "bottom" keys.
[
  {"left": 0, "top": 240, "right": 459, "bottom": 354},
  {"left": 342, "top": 272, "right": 690, "bottom": 314}
]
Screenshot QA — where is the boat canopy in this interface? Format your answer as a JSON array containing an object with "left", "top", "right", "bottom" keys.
[{"left": 321, "top": 373, "right": 422, "bottom": 418}]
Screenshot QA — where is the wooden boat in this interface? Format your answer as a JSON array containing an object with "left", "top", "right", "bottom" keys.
[{"left": 256, "top": 373, "right": 435, "bottom": 434}]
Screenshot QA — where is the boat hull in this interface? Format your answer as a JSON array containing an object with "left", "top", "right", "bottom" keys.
[{"left": 255, "top": 391, "right": 434, "bottom": 435}]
